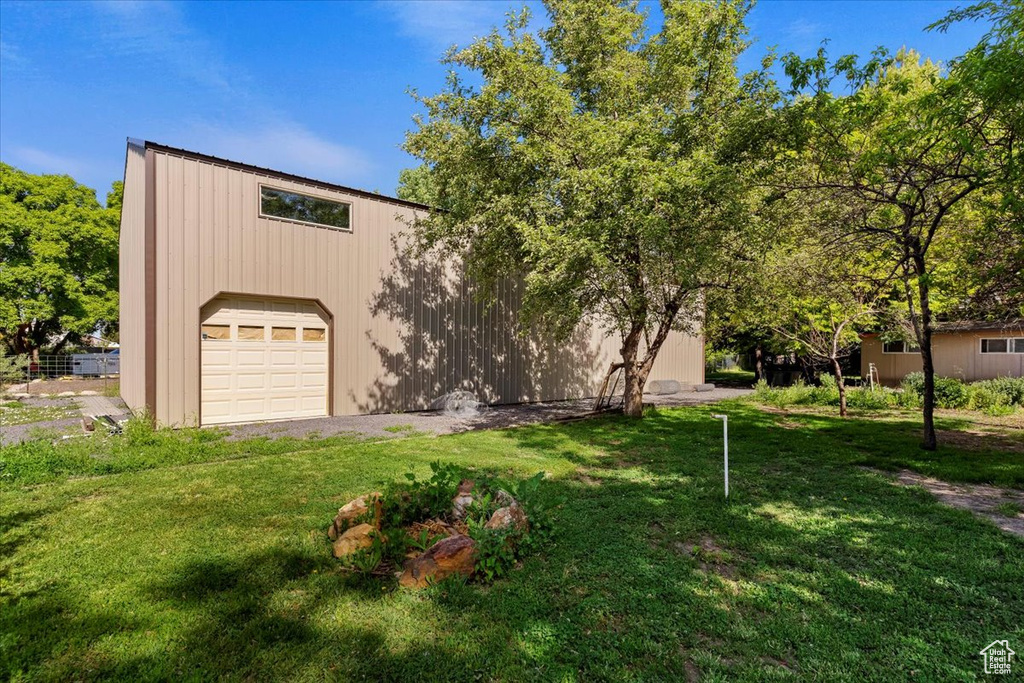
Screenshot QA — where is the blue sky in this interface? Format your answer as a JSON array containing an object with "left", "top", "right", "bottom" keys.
[{"left": 0, "top": 1, "right": 990, "bottom": 202}]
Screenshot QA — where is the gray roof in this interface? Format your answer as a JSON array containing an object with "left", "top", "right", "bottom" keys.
[{"left": 932, "top": 320, "right": 1024, "bottom": 333}]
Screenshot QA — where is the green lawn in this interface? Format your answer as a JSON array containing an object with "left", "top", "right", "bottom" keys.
[
  {"left": 705, "top": 368, "right": 756, "bottom": 385},
  {"left": 2, "top": 403, "right": 1022, "bottom": 681}
]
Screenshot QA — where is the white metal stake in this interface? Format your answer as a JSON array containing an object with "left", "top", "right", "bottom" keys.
[{"left": 712, "top": 414, "right": 729, "bottom": 498}]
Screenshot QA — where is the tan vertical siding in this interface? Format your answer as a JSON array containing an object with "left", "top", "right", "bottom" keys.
[
  {"left": 117, "top": 142, "right": 147, "bottom": 411},
  {"left": 862, "top": 331, "right": 1023, "bottom": 384},
  {"left": 146, "top": 147, "right": 705, "bottom": 425}
]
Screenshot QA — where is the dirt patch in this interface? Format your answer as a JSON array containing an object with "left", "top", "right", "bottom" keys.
[
  {"left": 683, "top": 536, "right": 739, "bottom": 579},
  {"left": 935, "top": 429, "right": 1024, "bottom": 453},
  {"left": 760, "top": 655, "right": 795, "bottom": 672},
  {"left": 684, "top": 660, "right": 701, "bottom": 682},
  {"left": 888, "top": 470, "right": 1024, "bottom": 538},
  {"left": 6, "top": 377, "right": 119, "bottom": 396}
]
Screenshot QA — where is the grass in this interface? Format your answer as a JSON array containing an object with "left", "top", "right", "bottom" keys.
[
  {"left": 2, "top": 402, "right": 1022, "bottom": 681},
  {"left": 101, "top": 380, "right": 121, "bottom": 398},
  {"left": 0, "top": 418, "right": 366, "bottom": 487},
  {"left": 0, "top": 400, "right": 79, "bottom": 427},
  {"left": 995, "top": 501, "right": 1023, "bottom": 518},
  {"left": 705, "top": 368, "right": 756, "bottom": 384}
]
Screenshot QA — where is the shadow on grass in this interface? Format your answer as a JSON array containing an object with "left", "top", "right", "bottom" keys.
[{"left": 3, "top": 404, "right": 1022, "bottom": 680}]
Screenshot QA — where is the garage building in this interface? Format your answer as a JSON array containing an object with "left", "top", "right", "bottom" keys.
[{"left": 119, "top": 140, "right": 704, "bottom": 426}]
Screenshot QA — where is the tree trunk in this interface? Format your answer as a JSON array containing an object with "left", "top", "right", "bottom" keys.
[
  {"left": 912, "top": 249, "right": 937, "bottom": 450},
  {"left": 622, "top": 361, "right": 647, "bottom": 417},
  {"left": 831, "top": 356, "right": 847, "bottom": 417},
  {"left": 754, "top": 345, "right": 764, "bottom": 382}
]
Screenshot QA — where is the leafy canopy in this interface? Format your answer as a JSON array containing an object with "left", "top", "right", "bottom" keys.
[
  {"left": 0, "top": 164, "right": 120, "bottom": 353},
  {"left": 404, "top": 0, "right": 780, "bottom": 352}
]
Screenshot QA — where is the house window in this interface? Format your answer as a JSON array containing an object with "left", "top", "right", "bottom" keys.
[
  {"left": 260, "top": 186, "right": 351, "bottom": 231},
  {"left": 882, "top": 341, "right": 919, "bottom": 354},
  {"left": 980, "top": 338, "right": 1020, "bottom": 354}
]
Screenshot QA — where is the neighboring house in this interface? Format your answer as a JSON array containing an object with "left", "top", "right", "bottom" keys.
[
  {"left": 118, "top": 140, "right": 704, "bottom": 426},
  {"left": 861, "top": 321, "right": 1024, "bottom": 385}
]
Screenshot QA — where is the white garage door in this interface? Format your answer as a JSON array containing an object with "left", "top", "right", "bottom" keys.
[{"left": 200, "top": 297, "right": 329, "bottom": 425}]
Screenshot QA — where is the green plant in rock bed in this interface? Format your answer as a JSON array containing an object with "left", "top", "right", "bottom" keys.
[
  {"left": 467, "top": 519, "right": 518, "bottom": 583},
  {"left": 361, "top": 465, "right": 558, "bottom": 584},
  {"left": 379, "top": 461, "right": 465, "bottom": 529}
]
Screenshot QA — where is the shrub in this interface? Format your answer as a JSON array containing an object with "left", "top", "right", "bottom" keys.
[
  {"left": 966, "top": 384, "right": 1007, "bottom": 412},
  {"left": 901, "top": 372, "right": 925, "bottom": 396},
  {"left": 0, "top": 355, "right": 29, "bottom": 391},
  {"left": 973, "top": 376, "right": 1024, "bottom": 406},
  {"left": 933, "top": 377, "right": 970, "bottom": 409},
  {"left": 846, "top": 387, "right": 898, "bottom": 410}
]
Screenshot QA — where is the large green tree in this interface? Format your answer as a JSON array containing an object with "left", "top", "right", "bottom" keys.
[
  {"left": 930, "top": 1, "right": 1024, "bottom": 320},
  {"left": 0, "top": 164, "right": 120, "bottom": 357},
  {"left": 404, "top": 0, "right": 779, "bottom": 416},
  {"left": 780, "top": 47, "right": 1016, "bottom": 449}
]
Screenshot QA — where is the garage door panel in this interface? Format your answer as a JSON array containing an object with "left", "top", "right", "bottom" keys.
[
  {"left": 301, "top": 373, "right": 327, "bottom": 389},
  {"left": 237, "top": 372, "right": 269, "bottom": 391},
  {"left": 302, "top": 350, "right": 328, "bottom": 365},
  {"left": 203, "top": 374, "right": 233, "bottom": 392},
  {"left": 203, "top": 400, "right": 233, "bottom": 420},
  {"left": 271, "top": 373, "right": 298, "bottom": 389},
  {"left": 270, "top": 350, "right": 298, "bottom": 366},
  {"left": 236, "top": 349, "right": 268, "bottom": 366},
  {"left": 300, "top": 396, "right": 326, "bottom": 412},
  {"left": 270, "top": 396, "right": 298, "bottom": 413},
  {"left": 201, "top": 297, "right": 329, "bottom": 425},
  {"left": 202, "top": 348, "right": 232, "bottom": 366}
]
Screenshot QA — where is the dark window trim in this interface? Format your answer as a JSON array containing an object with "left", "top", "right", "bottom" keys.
[
  {"left": 882, "top": 341, "right": 919, "bottom": 354},
  {"left": 980, "top": 337, "right": 1021, "bottom": 354},
  {"left": 258, "top": 184, "right": 354, "bottom": 233}
]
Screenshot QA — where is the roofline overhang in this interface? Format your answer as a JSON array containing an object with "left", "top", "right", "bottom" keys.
[{"left": 134, "top": 139, "right": 434, "bottom": 213}]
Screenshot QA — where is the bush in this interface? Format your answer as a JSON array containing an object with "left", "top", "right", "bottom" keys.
[
  {"left": 934, "top": 377, "right": 970, "bottom": 409},
  {"left": 0, "top": 355, "right": 29, "bottom": 390},
  {"left": 893, "top": 373, "right": 1023, "bottom": 411},
  {"left": 974, "top": 376, "right": 1024, "bottom": 406},
  {"left": 846, "top": 387, "right": 898, "bottom": 410},
  {"left": 901, "top": 372, "right": 925, "bottom": 396}
]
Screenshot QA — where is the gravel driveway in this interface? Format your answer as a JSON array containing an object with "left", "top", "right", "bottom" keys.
[{"left": 224, "top": 387, "right": 752, "bottom": 441}]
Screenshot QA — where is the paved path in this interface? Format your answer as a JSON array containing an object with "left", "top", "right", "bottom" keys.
[{"left": 76, "top": 395, "right": 127, "bottom": 417}]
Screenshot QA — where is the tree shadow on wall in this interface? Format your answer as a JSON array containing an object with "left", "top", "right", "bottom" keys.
[{"left": 357, "top": 248, "right": 611, "bottom": 414}]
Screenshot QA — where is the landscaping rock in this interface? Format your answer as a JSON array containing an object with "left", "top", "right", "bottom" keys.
[
  {"left": 332, "top": 523, "right": 376, "bottom": 558},
  {"left": 79, "top": 390, "right": 98, "bottom": 396},
  {"left": 451, "top": 479, "right": 475, "bottom": 520},
  {"left": 399, "top": 534, "right": 477, "bottom": 588},
  {"left": 485, "top": 503, "right": 529, "bottom": 532},
  {"left": 57, "top": 391, "right": 76, "bottom": 397},
  {"left": 328, "top": 492, "right": 381, "bottom": 540},
  {"left": 494, "top": 489, "right": 516, "bottom": 507}
]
